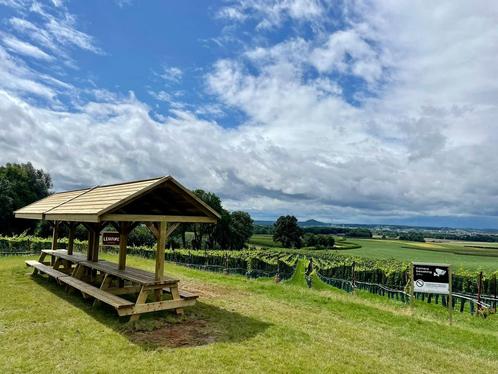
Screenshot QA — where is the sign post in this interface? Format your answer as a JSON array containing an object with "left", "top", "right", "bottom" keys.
[
  {"left": 448, "top": 266, "right": 452, "bottom": 325},
  {"left": 412, "top": 262, "right": 452, "bottom": 324},
  {"left": 410, "top": 263, "right": 414, "bottom": 308}
]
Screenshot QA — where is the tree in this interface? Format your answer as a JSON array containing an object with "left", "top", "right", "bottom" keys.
[
  {"left": 399, "top": 231, "right": 425, "bottom": 242},
  {"left": 191, "top": 189, "right": 223, "bottom": 249},
  {"left": 128, "top": 225, "right": 156, "bottom": 247},
  {"left": 0, "top": 162, "right": 52, "bottom": 235},
  {"left": 303, "top": 233, "right": 335, "bottom": 249},
  {"left": 229, "top": 211, "right": 254, "bottom": 250},
  {"left": 212, "top": 209, "right": 231, "bottom": 249},
  {"left": 174, "top": 189, "right": 254, "bottom": 250},
  {"left": 273, "top": 215, "right": 303, "bottom": 248}
]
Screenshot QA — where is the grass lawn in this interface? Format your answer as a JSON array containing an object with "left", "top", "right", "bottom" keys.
[{"left": 2, "top": 254, "right": 498, "bottom": 373}]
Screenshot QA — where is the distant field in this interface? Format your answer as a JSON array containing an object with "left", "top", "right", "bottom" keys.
[
  {"left": 248, "top": 234, "right": 280, "bottom": 248},
  {"left": 345, "top": 239, "right": 498, "bottom": 272},
  {"left": 249, "top": 234, "right": 498, "bottom": 272}
]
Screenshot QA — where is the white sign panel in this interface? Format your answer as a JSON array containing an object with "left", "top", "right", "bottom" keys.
[{"left": 413, "top": 263, "right": 450, "bottom": 294}]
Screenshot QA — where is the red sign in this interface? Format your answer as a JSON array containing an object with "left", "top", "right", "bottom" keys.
[{"left": 102, "top": 232, "right": 120, "bottom": 246}]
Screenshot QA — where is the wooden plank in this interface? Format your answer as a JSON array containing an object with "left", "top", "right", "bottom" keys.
[
  {"left": 145, "top": 222, "right": 159, "bottom": 239},
  {"left": 167, "top": 222, "right": 180, "bottom": 237},
  {"left": 44, "top": 214, "right": 100, "bottom": 222},
  {"left": 119, "top": 298, "right": 196, "bottom": 316},
  {"left": 41, "top": 249, "right": 87, "bottom": 263},
  {"left": 25, "top": 260, "right": 68, "bottom": 280},
  {"left": 14, "top": 213, "right": 44, "bottom": 219},
  {"left": 60, "top": 276, "right": 134, "bottom": 309},
  {"left": 102, "top": 214, "right": 217, "bottom": 223},
  {"left": 155, "top": 222, "right": 167, "bottom": 281},
  {"left": 79, "top": 260, "right": 178, "bottom": 285},
  {"left": 163, "top": 287, "right": 199, "bottom": 300},
  {"left": 106, "top": 285, "right": 142, "bottom": 295}
]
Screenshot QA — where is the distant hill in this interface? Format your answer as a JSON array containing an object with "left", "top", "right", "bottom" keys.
[
  {"left": 254, "top": 220, "right": 275, "bottom": 226},
  {"left": 254, "top": 219, "right": 330, "bottom": 227},
  {"left": 298, "top": 219, "right": 330, "bottom": 227}
]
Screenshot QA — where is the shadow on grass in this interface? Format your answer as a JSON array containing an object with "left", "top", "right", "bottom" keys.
[{"left": 31, "top": 274, "right": 271, "bottom": 350}]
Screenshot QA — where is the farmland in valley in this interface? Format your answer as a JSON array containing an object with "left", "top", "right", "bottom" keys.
[{"left": 249, "top": 234, "right": 498, "bottom": 272}]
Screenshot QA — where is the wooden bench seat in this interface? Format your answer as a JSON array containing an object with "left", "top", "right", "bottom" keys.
[
  {"left": 26, "top": 260, "right": 67, "bottom": 280},
  {"left": 163, "top": 287, "right": 199, "bottom": 300},
  {"left": 59, "top": 276, "right": 135, "bottom": 309}
]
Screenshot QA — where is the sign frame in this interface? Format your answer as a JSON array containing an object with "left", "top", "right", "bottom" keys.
[
  {"left": 101, "top": 231, "right": 120, "bottom": 246},
  {"left": 411, "top": 262, "right": 452, "bottom": 325}
]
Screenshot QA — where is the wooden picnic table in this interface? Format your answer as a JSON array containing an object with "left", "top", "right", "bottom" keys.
[{"left": 28, "top": 249, "right": 197, "bottom": 321}]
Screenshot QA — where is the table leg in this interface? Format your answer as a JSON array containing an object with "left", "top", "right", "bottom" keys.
[
  {"left": 154, "top": 289, "right": 162, "bottom": 302},
  {"left": 129, "top": 286, "right": 149, "bottom": 322},
  {"left": 93, "top": 273, "right": 112, "bottom": 307},
  {"left": 170, "top": 285, "right": 184, "bottom": 315},
  {"left": 38, "top": 252, "right": 47, "bottom": 263},
  {"left": 53, "top": 257, "right": 62, "bottom": 271}
]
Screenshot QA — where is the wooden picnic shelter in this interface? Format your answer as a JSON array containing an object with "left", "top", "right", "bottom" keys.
[{"left": 15, "top": 176, "right": 220, "bottom": 320}]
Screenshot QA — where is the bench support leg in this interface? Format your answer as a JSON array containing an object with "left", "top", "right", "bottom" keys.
[
  {"left": 170, "top": 286, "right": 184, "bottom": 315},
  {"left": 129, "top": 286, "right": 149, "bottom": 322},
  {"left": 93, "top": 274, "right": 112, "bottom": 307}
]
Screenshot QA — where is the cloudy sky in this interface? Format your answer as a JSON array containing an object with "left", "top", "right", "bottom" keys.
[{"left": 0, "top": 0, "right": 497, "bottom": 228}]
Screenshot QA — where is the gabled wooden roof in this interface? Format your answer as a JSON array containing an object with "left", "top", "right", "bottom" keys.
[{"left": 15, "top": 176, "right": 220, "bottom": 223}]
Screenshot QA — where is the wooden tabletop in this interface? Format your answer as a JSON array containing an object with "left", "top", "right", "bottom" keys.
[
  {"left": 42, "top": 249, "right": 179, "bottom": 286},
  {"left": 41, "top": 249, "right": 87, "bottom": 262}
]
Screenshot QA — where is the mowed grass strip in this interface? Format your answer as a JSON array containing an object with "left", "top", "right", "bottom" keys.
[{"left": 1, "top": 254, "right": 498, "bottom": 373}]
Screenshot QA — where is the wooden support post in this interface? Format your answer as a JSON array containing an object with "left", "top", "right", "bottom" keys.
[
  {"left": 155, "top": 222, "right": 167, "bottom": 281},
  {"left": 84, "top": 223, "right": 104, "bottom": 262},
  {"left": 118, "top": 222, "right": 129, "bottom": 270},
  {"left": 87, "top": 228, "right": 94, "bottom": 261},
  {"left": 51, "top": 221, "right": 59, "bottom": 251},
  {"left": 67, "top": 222, "right": 76, "bottom": 255},
  {"left": 51, "top": 221, "right": 59, "bottom": 265},
  {"left": 92, "top": 228, "right": 100, "bottom": 262}
]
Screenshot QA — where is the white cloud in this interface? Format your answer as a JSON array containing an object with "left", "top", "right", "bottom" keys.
[
  {"left": 6, "top": 5, "right": 102, "bottom": 56},
  {"left": 1, "top": 0, "right": 498, "bottom": 224},
  {"left": 159, "top": 66, "right": 183, "bottom": 83},
  {"left": 218, "top": 0, "right": 326, "bottom": 29},
  {"left": 45, "top": 16, "right": 102, "bottom": 54},
  {"left": 0, "top": 46, "right": 57, "bottom": 99},
  {"left": 310, "top": 29, "right": 384, "bottom": 84},
  {"left": 149, "top": 90, "right": 172, "bottom": 103},
  {"left": 2, "top": 35, "right": 53, "bottom": 61}
]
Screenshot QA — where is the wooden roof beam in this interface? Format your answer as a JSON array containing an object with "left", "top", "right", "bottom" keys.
[{"left": 101, "top": 214, "right": 217, "bottom": 223}]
